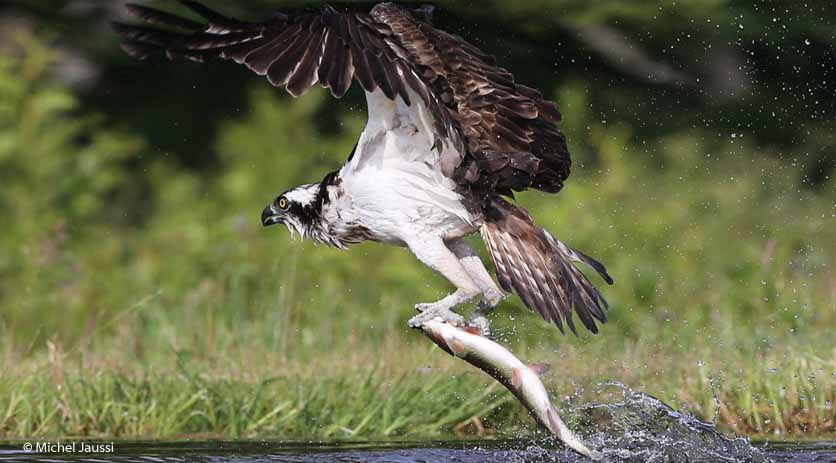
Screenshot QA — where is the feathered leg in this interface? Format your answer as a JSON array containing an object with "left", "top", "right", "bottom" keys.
[
  {"left": 406, "top": 236, "right": 480, "bottom": 327},
  {"left": 446, "top": 238, "right": 506, "bottom": 334}
]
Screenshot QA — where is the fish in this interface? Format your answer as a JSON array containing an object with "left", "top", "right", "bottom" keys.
[{"left": 418, "top": 318, "right": 599, "bottom": 459}]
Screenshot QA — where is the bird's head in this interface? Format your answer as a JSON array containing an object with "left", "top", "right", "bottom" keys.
[{"left": 261, "top": 183, "right": 321, "bottom": 239}]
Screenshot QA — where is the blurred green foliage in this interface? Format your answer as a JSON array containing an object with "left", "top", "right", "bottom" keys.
[
  {"left": 0, "top": 36, "right": 146, "bottom": 342},
  {"left": 0, "top": 6, "right": 833, "bottom": 439},
  {"left": 0, "top": 37, "right": 142, "bottom": 233}
]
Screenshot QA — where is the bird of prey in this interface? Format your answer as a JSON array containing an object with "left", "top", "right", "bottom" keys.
[{"left": 113, "top": 1, "right": 614, "bottom": 335}]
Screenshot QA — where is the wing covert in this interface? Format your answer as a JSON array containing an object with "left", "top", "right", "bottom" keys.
[{"left": 371, "top": 3, "right": 571, "bottom": 194}]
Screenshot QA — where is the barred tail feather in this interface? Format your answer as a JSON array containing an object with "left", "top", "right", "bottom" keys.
[{"left": 481, "top": 196, "right": 613, "bottom": 335}]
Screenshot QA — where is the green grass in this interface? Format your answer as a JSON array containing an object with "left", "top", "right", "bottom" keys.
[
  {"left": 0, "top": 361, "right": 515, "bottom": 438},
  {"left": 2, "top": 333, "right": 833, "bottom": 439},
  {"left": 1, "top": 36, "right": 834, "bottom": 441}
]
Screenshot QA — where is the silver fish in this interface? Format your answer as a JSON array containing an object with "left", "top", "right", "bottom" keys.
[{"left": 419, "top": 318, "right": 599, "bottom": 459}]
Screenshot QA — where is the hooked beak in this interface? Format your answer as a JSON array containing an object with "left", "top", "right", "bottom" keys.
[{"left": 261, "top": 203, "right": 282, "bottom": 227}]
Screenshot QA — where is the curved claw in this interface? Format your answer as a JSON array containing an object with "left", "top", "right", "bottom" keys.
[
  {"left": 414, "top": 302, "right": 434, "bottom": 313},
  {"left": 481, "top": 288, "right": 507, "bottom": 309},
  {"left": 408, "top": 306, "right": 465, "bottom": 328},
  {"left": 467, "top": 314, "right": 491, "bottom": 337}
]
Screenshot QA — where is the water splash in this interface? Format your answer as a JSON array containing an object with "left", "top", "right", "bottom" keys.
[{"left": 563, "top": 382, "right": 770, "bottom": 462}]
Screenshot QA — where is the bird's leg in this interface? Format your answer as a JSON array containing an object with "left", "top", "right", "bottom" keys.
[
  {"left": 447, "top": 239, "right": 507, "bottom": 336},
  {"left": 406, "top": 237, "right": 480, "bottom": 328}
]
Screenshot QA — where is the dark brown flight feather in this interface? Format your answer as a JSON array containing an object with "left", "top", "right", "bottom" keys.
[
  {"left": 482, "top": 197, "right": 612, "bottom": 335},
  {"left": 113, "top": 1, "right": 570, "bottom": 195}
]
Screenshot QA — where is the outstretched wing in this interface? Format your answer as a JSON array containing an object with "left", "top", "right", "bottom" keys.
[
  {"left": 113, "top": 1, "right": 461, "bottom": 150},
  {"left": 114, "top": 2, "right": 570, "bottom": 195}
]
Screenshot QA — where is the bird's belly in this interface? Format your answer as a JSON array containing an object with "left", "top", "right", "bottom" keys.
[
  {"left": 339, "top": 168, "right": 480, "bottom": 246},
  {"left": 388, "top": 206, "right": 478, "bottom": 245}
]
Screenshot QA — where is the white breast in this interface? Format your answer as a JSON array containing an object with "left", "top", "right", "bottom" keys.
[{"left": 334, "top": 90, "right": 479, "bottom": 246}]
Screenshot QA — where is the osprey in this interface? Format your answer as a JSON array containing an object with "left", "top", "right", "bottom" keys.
[{"left": 114, "top": 1, "right": 614, "bottom": 334}]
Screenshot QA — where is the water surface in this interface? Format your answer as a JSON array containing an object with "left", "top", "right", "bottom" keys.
[{"left": 2, "top": 440, "right": 835, "bottom": 463}]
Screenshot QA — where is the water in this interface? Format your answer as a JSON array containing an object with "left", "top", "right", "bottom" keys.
[
  {"left": 1, "top": 390, "right": 833, "bottom": 462},
  {"left": 1, "top": 440, "right": 834, "bottom": 463}
]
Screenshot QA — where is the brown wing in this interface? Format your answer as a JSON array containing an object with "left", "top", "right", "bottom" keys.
[
  {"left": 370, "top": 4, "right": 571, "bottom": 194},
  {"left": 482, "top": 197, "right": 611, "bottom": 335},
  {"left": 112, "top": 1, "right": 462, "bottom": 151},
  {"left": 114, "top": 2, "right": 569, "bottom": 194}
]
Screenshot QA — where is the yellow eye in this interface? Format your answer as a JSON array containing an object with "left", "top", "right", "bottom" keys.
[{"left": 278, "top": 197, "right": 289, "bottom": 209}]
